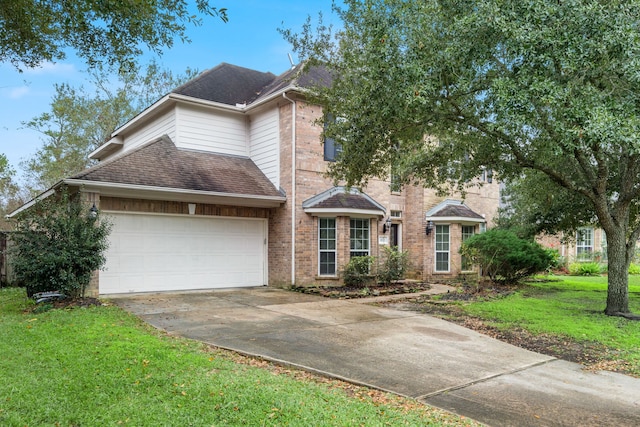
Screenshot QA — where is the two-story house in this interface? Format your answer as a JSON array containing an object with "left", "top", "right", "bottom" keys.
[{"left": 11, "top": 63, "right": 500, "bottom": 296}]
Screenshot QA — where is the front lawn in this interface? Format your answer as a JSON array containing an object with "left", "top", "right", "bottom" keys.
[
  {"left": 415, "top": 275, "right": 640, "bottom": 377},
  {"left": 0, "top": 287, "right": 477, "bottom": 426}
]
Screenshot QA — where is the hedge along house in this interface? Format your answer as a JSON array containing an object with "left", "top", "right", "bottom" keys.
[{"left": 8, "top": 63, "right": 500, "bottom": 296}]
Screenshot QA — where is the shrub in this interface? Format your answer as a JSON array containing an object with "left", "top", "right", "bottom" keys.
[
  {"left": 460, "top": 229, "right": 554, "bottom": 285},
  {"left": 10, "top": 189, "right": 111, "bottom": 298},
  {"left": 377, "top": 246, "right": 409, "bottom": 284},
  {"left": 342, "top": 256, "right": 374, "bottom": 287},
  {"left": 628, "top": 263, "right": 640, "bottom": 275},
  {"left": 544, "top": 248, "right": 561, "bottom": 271},
  {"left": 568, "top": 262, "right": 602, "bottom": 276}
]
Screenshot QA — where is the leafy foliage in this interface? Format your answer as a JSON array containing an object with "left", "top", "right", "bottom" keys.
[
  {"left": 377, "top": 246, "right": 409, "bottom": 284},
  {"left": 0, "top": 154, "right": 24, "bottom": 230},
  {"left": 284, "top": 0, "right": 640, "bottom": 315},
  {"left": 568, "top": 262, "right": 603, "bottom": 276},
  {"left": 10, "top": 189, "right": 111, "bottom": 298},
  {"left": 0, "top": 0, "right": 227, "bottom": 71},
  {"left": 342, "top": 256, "right": 374, "bottom": 287},
  {"left": 460, "top": 229, "right": 554, "bottom": 285},
  {"left": 629, "top": 263, "right": 640, "bottom": 276},
  {"left": 498, "top": 171, "right": 597, "bottom": 239}
]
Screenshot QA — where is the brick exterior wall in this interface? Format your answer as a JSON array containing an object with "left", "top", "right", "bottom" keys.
[
  {"left": 85, "top": 97, "right": 501, "bottom": 293},
  {"left": 266, "top": 99, "right": 502, "bottom": 287}
]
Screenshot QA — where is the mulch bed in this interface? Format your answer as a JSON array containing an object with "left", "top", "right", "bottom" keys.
[{"left": 291, "top": 281, "right": 433, "bottom": 299}]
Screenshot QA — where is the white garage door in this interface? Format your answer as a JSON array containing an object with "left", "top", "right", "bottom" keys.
[{"left": 100, "top": 213, "right": 267, "bottom": 294}]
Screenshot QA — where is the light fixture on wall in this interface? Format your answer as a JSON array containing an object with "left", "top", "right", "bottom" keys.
[
  {"left": 383, "top": 217, "right": 392, "bottom": 234},
  {"left": 425, "top": 220, "right": 434, "bottom": 235},
  {"left": 89, "top": 203, "right": 98, "bottom": 218}
]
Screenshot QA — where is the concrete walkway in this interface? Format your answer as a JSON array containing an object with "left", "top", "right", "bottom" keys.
[{"left": 109, "top": 286, "right": 640, "bottom": 426}]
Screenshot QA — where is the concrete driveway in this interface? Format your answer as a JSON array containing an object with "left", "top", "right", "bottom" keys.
[{"left": 109, "top": 286, "right": 640, "bottom": 427}]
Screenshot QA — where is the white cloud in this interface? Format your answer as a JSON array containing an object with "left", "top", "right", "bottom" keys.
[
  {"left": 8, "top": 86, "right": 30, "bottom": 99},
  {"left": 23, "top": 61, "right": 76, "bottom": 75}
]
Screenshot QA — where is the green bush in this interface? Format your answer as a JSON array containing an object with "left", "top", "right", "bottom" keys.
[
  {"left": 629, "top": 263, "right": 640, "bottom": 275},
  {"left": 342, "top": 256, "right": 374, "bottom": 287},
  {"left": 377, "top": 246, "right": 409, "bottom": 284},
  {"left": 544, "top": 248, "right": 561, "bottom": 270},
  {"left": 460, "top": 229, "right": 554, "bottom": 285},
  {"left": 568, "top": 262, "right": 602, "bottom": 276},
  {"left": 10, "top": 189, "right": 111, "bottom": 298}
]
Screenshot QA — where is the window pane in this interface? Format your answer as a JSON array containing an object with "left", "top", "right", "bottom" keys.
[
  {"left": 436, "top": 253, "right": 449, "bottom": 272},
  {"left": 461, "top": 225, "right": 475, "bottom": 271},
  {"left": 320, "top": 252, "right": 336, "bottom": 275},
  {"left": 349, "top": 218, "right": 370, "bottom": 258},
  {"left": 319, "top": 218, "right": 336, "bottom": 275},
  {"left": 435, "top": 225, "right": 450, "bottom": 272}
]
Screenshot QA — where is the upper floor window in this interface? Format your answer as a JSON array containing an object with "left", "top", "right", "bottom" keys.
[
  {"left": 390, "top": 170, "right": 402, "bottom": 193},
  {"left": 323, "top": 114, "right": 342, "bottom": 161},
  {"left": 480, "top": 168, "right": 493, "bottom": 183}
]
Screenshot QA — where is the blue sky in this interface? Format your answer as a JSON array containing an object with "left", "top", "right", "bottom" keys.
[{"left": 0, "top": 0, "right": 340, "bottom": 178}]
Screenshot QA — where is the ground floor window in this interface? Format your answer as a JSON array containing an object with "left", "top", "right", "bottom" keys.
[
  {"left": 435, "top": 224, "right": 450, "bottom": 272},
  {"left": 319, "top": 218, "right": 336, "bottom": 275},
  {"left": 576, "top": 227, "right": 594, "bottom": 260},
  {"left": 461, "top": 225, "right": 475, "bottom": 271},
  {"left": 350, "top": 218, "right": 370, "bottom": 258}
]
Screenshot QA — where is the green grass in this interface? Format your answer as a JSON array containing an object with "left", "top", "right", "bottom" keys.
[
  {"left": 463, "top": 275, "right": 640, "bottom": 375},
  {"left": 0, "top": 288, "right": 477, "bottom": 427}
]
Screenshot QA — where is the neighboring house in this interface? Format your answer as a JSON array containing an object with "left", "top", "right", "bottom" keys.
[
  {"left": 538, "top": 227, "right": 608, "bottom": 263},
  {"left": 9, "top": 63, "right": 500, "bottom": 296}
]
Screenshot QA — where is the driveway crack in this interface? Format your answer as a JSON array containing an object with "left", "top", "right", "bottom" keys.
[{"left": 415, "top": 358, "right": 558, "bottom": 400}]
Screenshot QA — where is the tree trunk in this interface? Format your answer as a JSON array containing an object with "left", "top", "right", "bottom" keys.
[{"left": 604, "top": 229, "right": 630, "bottom": 316}]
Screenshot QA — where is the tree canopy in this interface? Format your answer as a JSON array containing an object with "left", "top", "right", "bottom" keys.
[
  {"left": 284, "top": 0, "right": 640, "bottom": 317},
  {"left": 0, "top": 0, "right": 227, "bottom": 71}
]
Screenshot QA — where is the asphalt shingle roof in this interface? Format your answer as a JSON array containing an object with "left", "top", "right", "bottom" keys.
[
  {"left": 71, "top": 136, "right": 282, "bottom": 198},
  {"left": 172, "top": 63, "right": 277, "bottom": 105},
  {"left": 309, "top": 192, "right": 382, "bottom": 210},
  {"left": 171, "top": 62, "right": 332, "bottom": 106},
  {"left": 430, "top": 204, "right": 484, "bottom": 220}
]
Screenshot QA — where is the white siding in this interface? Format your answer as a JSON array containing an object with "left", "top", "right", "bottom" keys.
[
  {"left": 123, "top": 109, "right": 176, "bottom": 153},
  {"left": 249, "top": 108, "right": 280, "bottom": 187},
  {"left": 175, "top": 104, "right": 248, "bottom": 156}
]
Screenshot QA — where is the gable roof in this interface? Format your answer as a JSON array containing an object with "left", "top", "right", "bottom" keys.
[
  {"left": 425, "top": 199, "right": 485, "bottom": 223},
  {"left": 172, "top": 62, "right": 332, "bottom": 107},
  {"left": 68, "top": 136, "right": 285, "bottom": 207},
  {"left": 303, "top": 187, "right": 385, "bottom": 217},
  {"left": 172, "top": 63, "right": 277, "bottom": 106}
]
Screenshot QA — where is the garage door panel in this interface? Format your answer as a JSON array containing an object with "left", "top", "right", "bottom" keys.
[{"left": 100, "top": 213, "right": 266, "bottom": 294}]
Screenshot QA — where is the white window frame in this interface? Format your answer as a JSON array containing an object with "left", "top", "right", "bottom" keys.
[
  {"left": 576, "top": 227, "right": 594, "bottom": 260},
  {"left": 319, "top": 217, "right": 337, "bottom": 276},
  {"left": 435, "top": 224, "right": 450, "bottom": 272},
  {"left": 350, "top": 218, "right": 370, "bottom": 258},
  {"left": 461, "top": 225, "right": 475, "bottom": 271}
]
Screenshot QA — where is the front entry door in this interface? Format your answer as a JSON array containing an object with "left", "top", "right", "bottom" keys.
[{"left": 390, "top": 223, "right": 400, "bottom": 249}]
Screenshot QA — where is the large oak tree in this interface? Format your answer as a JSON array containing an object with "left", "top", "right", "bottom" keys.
[
  {"left": 284, "top": 0, "right": 640, "bottom": 317},
  {"left": 1, "top": 0, "right": 227, "bottom": 71}
]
